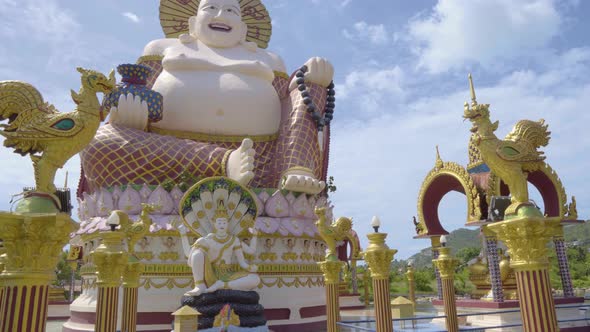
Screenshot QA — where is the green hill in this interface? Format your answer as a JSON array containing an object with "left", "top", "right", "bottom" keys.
[{"left": 407, "top": 228, "right": 482, "bottom": 269}]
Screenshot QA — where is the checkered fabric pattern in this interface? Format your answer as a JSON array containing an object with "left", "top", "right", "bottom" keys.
[
  {"left": 554, "top": 237, "right": 575, "bottom": 297},
  {"left": 80, "top": 124, "right": 228, "bottom": 192},
  {"left": 272, "top": 73, "right": 290, "bottom": 99},
  {"left": 485, "top": 237, "right": 505, "bottom": 302},
  {"left": 79, "top": 72, "right": 328, "bottom": 193},
  {"left": 275, "top": 83, "right": 326, "bottom": 179}
]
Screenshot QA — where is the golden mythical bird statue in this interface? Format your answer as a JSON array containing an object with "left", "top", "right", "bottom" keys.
[
  {"left": 463, "top": 74, "right": 550, "bottom": 216},
  {"left": 0, "top": 67, "right": 115, "bottom": 194},
  {"left": 314, "top": 207, "right": 353, "bottom": 261},
  {"left": 113, "top": 203, "right": 156, "bottom": 253}
]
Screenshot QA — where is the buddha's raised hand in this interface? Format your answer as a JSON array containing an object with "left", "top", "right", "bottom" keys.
[
  {"left": 227, "top": 138, "right": 256, "bottom": 185},
  {"left": 109, "top": 93, "right": 149, "bottom": 131},
  {"left": 294, "top": 57, "right": 334, "bottom": 88}
]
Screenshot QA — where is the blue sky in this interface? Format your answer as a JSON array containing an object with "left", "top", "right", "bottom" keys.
[{"left": 1, "top": 0, "right": 589, "bottom": 258}]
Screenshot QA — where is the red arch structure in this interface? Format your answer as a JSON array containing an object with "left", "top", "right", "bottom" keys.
[
  {"left": 416, "top": 158, "right": 571, "bottom": 238},
  {"left": 415, "top": 156, "right": 482, "bottom": 238},
  {"left": 421, "top": 174, "right": 465, "bottom": 235}
]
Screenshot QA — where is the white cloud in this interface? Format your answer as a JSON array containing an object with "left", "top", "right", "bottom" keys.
[
  {"left": 330, "top": 49, "right": 590, "bottom": 258},
  {"left": 0, "top": 0, "right": 79, "bottom": 43},
  {"left": 0, "top": 0, "right": 138, "bottom": 78},
  {"left": 311, "top": 0, "right": 351, "bottom": 6},
  {"left": 407, "top": 0, "right": 561, "bottom": 73},
  {"left": 340, "top": 0, "right": 352, "bottom": 8},
  {"left": 337, "top": 67, "right": 405, "bottom": 113},
  {"left": 343, "top": 21, "right": 389, "bottom": 45},
  {"left": 123, "top": 12, "right": 140, "bottom": 24}
]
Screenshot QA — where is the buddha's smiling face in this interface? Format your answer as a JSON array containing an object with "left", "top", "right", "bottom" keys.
[{"left": 193, "top": 0, "right": 246, "bottom": 48}]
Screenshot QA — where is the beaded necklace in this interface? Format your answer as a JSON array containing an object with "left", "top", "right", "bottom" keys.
[
  {"left": 212, "top": 234, "right": 233, "bottom": 245},
  {"left": 294, "top": 65, "right": 336, "bottom": 133}
]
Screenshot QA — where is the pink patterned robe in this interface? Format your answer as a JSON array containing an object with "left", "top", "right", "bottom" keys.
[{"left": 78, "top": 57, "right": 331, "bottom": 195}]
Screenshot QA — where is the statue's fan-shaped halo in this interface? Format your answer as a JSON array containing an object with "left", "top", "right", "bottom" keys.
[
  {"left": 159, "top": 0, "right": 272, "bottom": 49},
  {"left": 180, "top": 177, "right": 258, "bottom": 237}
]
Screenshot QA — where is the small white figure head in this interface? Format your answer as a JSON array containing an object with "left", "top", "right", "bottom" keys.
[
  {"left": 190, "top": 0, "right": 247, "bottom": 48},
  {"left": 214, "top": 217, "right": 229, "bottom": 234}
]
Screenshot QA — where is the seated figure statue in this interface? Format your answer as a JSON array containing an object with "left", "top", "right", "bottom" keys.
[
  {"left": 178, "top": 200, "right": 260, "bottom": 296},
  {"left": 79, "top": 0, "right": 334, "bottom": 195}
]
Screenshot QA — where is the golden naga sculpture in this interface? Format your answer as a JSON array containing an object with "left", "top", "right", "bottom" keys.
[
  {"left": 314, "top": 207, "right": 353, "bottom": 262},
  {"left": 0, "top": 67, "right": 115, "bottom": 194},
  {"left": 463, "top": 74, "right": 550, "bottom": 216},
  {"left": 567, "top": 196, "right": 578, "bottom": 220}
]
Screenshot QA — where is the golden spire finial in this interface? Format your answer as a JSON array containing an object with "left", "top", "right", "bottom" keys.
[
  {"left": 435, "top": 145, "right": 444, "bottom": 169},
  {"left": 214, "top": 199, "right": 229, "bottom": 220},
  {"left": 468, "top": 73, "right": 478, "bottom": 107}
]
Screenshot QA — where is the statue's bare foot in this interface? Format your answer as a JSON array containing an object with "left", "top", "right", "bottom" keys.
[
  {"left": 227, "top": 138, "right": 255, "bottom": 185},
  {"left": 184, "top": 283, "right": 207, "bottom": 296},
  {"left": 281, "top": 169, "right": 325, "bottom": 194},
  {"left": 206, "top": 280, "right": 225, "bottom": 293}
]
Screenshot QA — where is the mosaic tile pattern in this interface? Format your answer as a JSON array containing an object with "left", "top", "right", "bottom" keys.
[
  {"left": 485, "top": 237, "right": 505, "bottom": 302},
  {"left": 432, "top": 249, "right": 443, "bottom": 300},
  {"left": 554, "top": 237, "right": 575, "bottom": 297}
]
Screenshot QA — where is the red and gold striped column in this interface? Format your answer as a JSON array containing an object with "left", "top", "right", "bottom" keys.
[
  {"left": 319, "top": 260, "right": 344, "bottom": 332},
  {"left": 95, "top": 286, "right": 120, "bottom": 332},
  {"left": 363, "top": 232, "right": 396, "bottom": 332},
  {"left": 121, "top": 259, "right": 143, "bottom": 332},
  {"left": 0, "top": 279, "right": 50, "bottom": 332},
  {"left": 488, "top": 216, "right": 561, "bottom": 332},
  {"left": 0, "top": 212, "right": 77, "bottom": 332},
  {"left": 434, "top": 246, "right": 459, "bottom": 332},
  {"left": 92, "top": 231, "right": 128, "bottom": 332}
]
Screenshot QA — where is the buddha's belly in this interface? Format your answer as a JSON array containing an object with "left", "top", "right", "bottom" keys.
[{"left": 151, "top": 70, "right": 281, "bottom": 135}]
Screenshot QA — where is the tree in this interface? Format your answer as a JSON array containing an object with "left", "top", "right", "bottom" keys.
[
  {"left": 414, "top": 268, "right": 435, "bottom": 292},
  {"left": 455, "top": 247, "right": 480, "bottom": 270},
  {"left": 54, "top": 250, "right": 80, "bottom": 286}
]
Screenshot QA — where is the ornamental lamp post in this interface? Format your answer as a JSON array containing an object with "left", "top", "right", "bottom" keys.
[
  {"left": 433, "top": 234, "right": 459, "bottom": 332},
  {"left": 93, "top": 211, "right": 128, "bottom": 332},
  {"left": 363, "top": 216, "right": 396, "bottom": 332}
]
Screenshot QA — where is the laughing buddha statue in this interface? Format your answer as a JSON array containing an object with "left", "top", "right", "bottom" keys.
[{"left": 79, "top": 0, "right": 335, "bottom": 195}]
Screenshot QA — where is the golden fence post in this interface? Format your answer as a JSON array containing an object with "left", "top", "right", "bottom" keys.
[
  {"left": 121, "top": 258, "right": 143, "bottom": 332},
  {"left": 488, "top": 216, "right": 561, "bottom": 332},
  {"left": 433, "top": 239, "right": 459, "bottom": 332},
  {"left": 319, "top": 260, "right": 345, "bottom": 332},
  {"left": 363, "top": 229, "right": 396, "bottom": 332},
  {"left": 0, "top": 212, "right": 77, "bottom": 332},
  {"left": 93, "top": 230, "right": 128, "bottom": 332}
]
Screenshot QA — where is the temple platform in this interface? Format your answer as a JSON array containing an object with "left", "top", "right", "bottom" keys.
[{"left": 432, "top": 296, "right": 584, "bottom": 308}]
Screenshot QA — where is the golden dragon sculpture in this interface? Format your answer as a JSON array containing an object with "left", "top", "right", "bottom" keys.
[
  {"left": 314, "top": 207, "right": 353, "bottom": 262},
  {"left": 463, "top": 74, "right": 550, "bottom": 217},
  {"left": 0, "top": 67, "right": 115, "bottom": 195}
]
